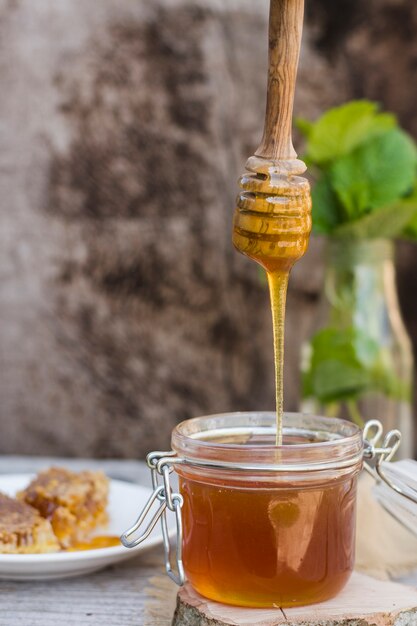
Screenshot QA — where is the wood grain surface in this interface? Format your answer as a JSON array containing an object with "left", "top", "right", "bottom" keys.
[
  {"left": 255, "top": 0, "right": 305, "bottom": 160},
  {"left": 1, "top": 550, "right": 164, "bottom": 626},
  {"left": 173, "top": 574, "right": 417, "bottom": 626}
]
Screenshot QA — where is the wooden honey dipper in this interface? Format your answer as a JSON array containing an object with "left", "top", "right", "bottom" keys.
[{"left": 232, "top": 0, "right": 312, "bottom": 445}]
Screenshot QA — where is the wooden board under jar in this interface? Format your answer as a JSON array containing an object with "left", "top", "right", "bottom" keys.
[{"left": 172, "top": 572, "right": 417, "bottom": 625}]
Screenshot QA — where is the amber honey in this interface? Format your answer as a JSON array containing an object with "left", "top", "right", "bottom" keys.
[
  {"left": 68, "top": 536, "right": 120, "bottom": 551},
  {"left": 179, "top": 474, "right": 356, "bottom": 608},
  {"left": 172, "top": 413, "right": 363, "bottom": 608}
]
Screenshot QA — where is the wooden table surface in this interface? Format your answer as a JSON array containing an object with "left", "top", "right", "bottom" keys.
[{"left": 0, "top": 456, "right": 167, "bottom": 626}]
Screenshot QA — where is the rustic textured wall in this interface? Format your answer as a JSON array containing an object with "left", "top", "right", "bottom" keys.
[{"left": 0, "top": 0, "right": 416, "bottom": 457}]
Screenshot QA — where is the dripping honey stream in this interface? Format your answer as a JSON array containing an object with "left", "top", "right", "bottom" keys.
[{"left": 267, "top": 271, "right": 288, "bottom": 446}]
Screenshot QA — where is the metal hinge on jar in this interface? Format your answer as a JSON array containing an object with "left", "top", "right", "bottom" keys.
[
  {"left": 120, "top": 451, "right": 185, "bottom": 585},
  {"left": 363, "top": 420, "right": 417, "bottom": 507}
]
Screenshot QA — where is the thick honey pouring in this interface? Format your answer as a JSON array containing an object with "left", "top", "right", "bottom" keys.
[{"left": 233, "top": 156, "right": 311, "bottom": 444}]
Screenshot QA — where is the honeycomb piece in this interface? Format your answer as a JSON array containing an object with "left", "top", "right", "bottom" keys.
[
  {"left": 19, "top": 467, "right": 109, "bottom": 548},
  {"left": 0, "top": 492, "right": 59, "bottom": 554}
]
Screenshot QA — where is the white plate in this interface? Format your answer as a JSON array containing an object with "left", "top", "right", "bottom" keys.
[{"left": 0, "top": 474, "right": 168, "bottom": 580}]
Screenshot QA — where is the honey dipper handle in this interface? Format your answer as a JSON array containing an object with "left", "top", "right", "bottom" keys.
[{"left": 255, "top": 0, "right": 305, "bottom": 161}]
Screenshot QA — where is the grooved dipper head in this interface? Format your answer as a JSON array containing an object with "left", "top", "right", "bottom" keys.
[{"left": 232, "top": 157, "right": 312, "bottom": 274}]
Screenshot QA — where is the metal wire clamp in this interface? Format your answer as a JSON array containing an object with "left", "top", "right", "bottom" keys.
[
  {"left": 120, "top": 451, "right": 185, "bottom": 585},
  {"left": 363, "top": 420, "right": 417, "bottom": 507}
]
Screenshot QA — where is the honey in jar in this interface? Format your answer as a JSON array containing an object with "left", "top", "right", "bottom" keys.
[{"left": 172, "top": 412, "right": 363, "bottom": 608}]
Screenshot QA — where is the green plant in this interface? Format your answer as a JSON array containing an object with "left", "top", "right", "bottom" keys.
[
  {"left": 298, "top": 101, "right": 416, "bottom": 424},
  {"left": 297, "top": 100, "right": 417, "bottom": 240}
]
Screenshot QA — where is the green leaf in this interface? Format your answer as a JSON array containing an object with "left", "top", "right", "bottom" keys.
[
  {"left": 308, "top": 360, "right": 370, "bottom": 403},
  {"left": 303, "top": 326, "right": 410, "bottom": 404},
  {"left": 303, "top": 101, "right": 396, "bottom": 165},
  {"left": 330, "top": 129, "right": 417, "bottom": 219},
  {"left": 311, "top": 175, "right": 344, "bottom": 234},
  {"left": 303, "top": 328, "right": 373, "bottom": 403},
  {"left": 334, "top": 198, "right": 417, "bottom": 239}
]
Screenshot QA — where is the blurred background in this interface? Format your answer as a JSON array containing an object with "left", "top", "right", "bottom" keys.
[{"left": 1, "top": 0, "right": 417, "bottom": 458}]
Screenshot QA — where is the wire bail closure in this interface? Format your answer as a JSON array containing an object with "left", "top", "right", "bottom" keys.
[
  {"left": 363, "top": 420, "right": 417, "bottom": 506},
  {"left": 121, "top": 419, "right": 415, "bottom": 588},
  {"left": 120, "top": 451, "right": 185, "bottom": 585}
]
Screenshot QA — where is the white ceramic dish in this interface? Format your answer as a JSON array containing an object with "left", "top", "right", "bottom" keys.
[{"left": 0, "top": 474, "right": 167, "bottom": 580}]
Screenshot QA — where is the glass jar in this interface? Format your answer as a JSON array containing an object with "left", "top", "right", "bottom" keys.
[
  {"left": 301, "top": 239, "right": 413, "bottom": 459},
  {"left": 171, "top": 412, "right": 363, "bottom": 608}
]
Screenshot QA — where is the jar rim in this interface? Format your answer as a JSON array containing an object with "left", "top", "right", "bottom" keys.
[{"left": 171, "top": 412, "right": 363, "bottom": 472}]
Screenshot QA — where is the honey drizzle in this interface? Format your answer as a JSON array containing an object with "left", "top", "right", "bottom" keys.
[
  {"left": 66, "top": 535, "right": 120, "bottom": 551},
  {"left": 267, "top": 271, "right": 289, "bottom": 446}
]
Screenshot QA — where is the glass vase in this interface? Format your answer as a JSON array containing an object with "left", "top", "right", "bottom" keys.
[{"left": 301, "top": 239, "right": 414, "bottom": 459}]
